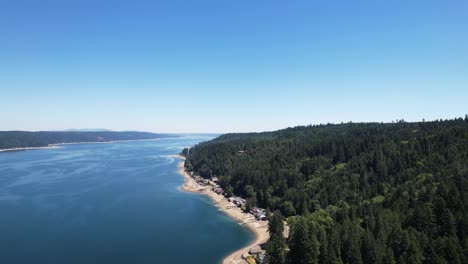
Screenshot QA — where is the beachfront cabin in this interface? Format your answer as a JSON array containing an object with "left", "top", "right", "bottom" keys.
[
  {"left": 255, "top": 212, "right": 268, "bottom": 221},
  {"left": 254, "top": 208, "right": 267, "bottom": 220},
  {"left": 213, "top": 187, "right": 223, "bottom": 195},
  {"left": 256, "top": 211, "right": 266, "bottom": 220},
  {"left": 250, "top": 207, "right": 259, "bottom": 215},
  {"left": 249, "top": 246, "right": 265, "bottom": 264},
  {"left": 198, "top": 179, "right": 210, "bottom": 186},
  {"left": 234, "top": 197, "right": 246, "bottom": 207},
  {"left": 249, "top": 245, "right": 263, "bottom": 255}
]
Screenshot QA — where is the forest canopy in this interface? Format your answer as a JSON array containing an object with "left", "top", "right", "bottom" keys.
[{"left": 185, "top": 117, "right": 468, "bottom": 264}]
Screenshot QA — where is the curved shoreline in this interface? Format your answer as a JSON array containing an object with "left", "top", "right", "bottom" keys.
[{"left": 176, "top": 156, "right": 269, "bottom": 264}]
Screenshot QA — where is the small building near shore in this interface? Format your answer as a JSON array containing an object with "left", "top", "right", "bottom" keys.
[
  {"left": 234, "top": 197, "right": 246, "bottom": 207},
  {"left": 249, "top": 245, "right": 266, "bottom": 264},
  {"left": 249, "top": 245, "right": 263, "bottom": 255},
  {"left": 199, "top": 179, "right": 210, "bottom": 185},
  {"left": 250, "top": 207, "right": 259, "bottom": 215},
  {"left": 255, "top": 253, "right": 265, "bottom": 264},
  {"left": 213, "top": 187, "right": 223, "bottom": 195},
  {"left": 254, "top": 208, "right": 267, "bottom": 221}
]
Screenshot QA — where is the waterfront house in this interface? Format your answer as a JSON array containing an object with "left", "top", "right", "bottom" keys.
[
  {"left": 199, "top": 179, "right": 210, "bottom": 186},
  {"left": 254, "top": 208, "right": 267, "bottom": 220},
  {"left": 250, "top": 207, "right": 259, "bottom": 215},
  {"left": 249, "top": 246, "right": 265, "bottom": 264},
  {"left": 234, "top": 197, "right": 246, "bottom": 207},
  {"left": 249, "top": 245, "right": 263, "bottom": 255},
  {"left": 213, "top": 187, "right": 223, "bottom": 195}
]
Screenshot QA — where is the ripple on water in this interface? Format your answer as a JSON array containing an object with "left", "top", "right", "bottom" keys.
[{"left": 0, "top": 136, "right": 252, "bottom": 264}]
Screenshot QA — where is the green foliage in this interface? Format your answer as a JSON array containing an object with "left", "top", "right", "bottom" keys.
[
  {"left": 181, "top": 147, "right": 190, "bottom": 157},
  {"left": 288, "top": 217, "right": 318, "bottom": 264},
  {"left": 187, "top": 118, "right": 468, "bottom": 263},
  {"left": 267, "top": 234, "right": 287, "bottom": 264},
  {"left": 267, "top": 211, "right": 287, "bottom": 264},
  {"left": 268, "top": 211, "right": 285, "bottom": 236},
  {"left": 371, "top": 195, "right": 385, "bottom": 204}
]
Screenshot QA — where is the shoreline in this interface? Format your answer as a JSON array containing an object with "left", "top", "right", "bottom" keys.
[
  {"left": 176, "top": 156, "right": 269, "bottom": 264},
  {"left": 0, "top": 146, "right": 63, "bottom": 152},
  {"left": 0, "top": 138, "right": 162, "bottom": 152}
]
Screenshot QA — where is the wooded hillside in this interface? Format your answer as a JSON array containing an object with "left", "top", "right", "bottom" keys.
[{"left": 186, "top": 117, "right": 468, "bottom": 263}]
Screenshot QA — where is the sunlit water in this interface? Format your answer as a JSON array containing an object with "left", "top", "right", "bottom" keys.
[{"left": 0, "top": 136, "right": 252, "bottom": 263}]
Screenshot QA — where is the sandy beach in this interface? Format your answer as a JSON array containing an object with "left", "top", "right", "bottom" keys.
[{"left": 176, "top": 156, "right": 269, "bottom": 264}]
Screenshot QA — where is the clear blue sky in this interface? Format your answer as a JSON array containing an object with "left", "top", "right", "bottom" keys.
[{"left": 1, "top": 0, "right": 467, "bottom": 133}]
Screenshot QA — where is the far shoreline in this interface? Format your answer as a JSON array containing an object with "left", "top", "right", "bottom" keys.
[
  {"left": 0, "top": 146, "right": 63, "bottom": 152},
  {"left": 175, "top": 155, "right": 269, "bottom": 264},
  {"left": 0, "top": 138, "right": 162, "bottom": 153}
]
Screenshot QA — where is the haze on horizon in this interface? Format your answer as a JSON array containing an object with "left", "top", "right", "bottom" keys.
[{"left": 1, "top": 0, "right": 467, "bottom": 133}]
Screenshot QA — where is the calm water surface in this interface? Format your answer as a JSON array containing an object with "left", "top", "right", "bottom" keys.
[{"left": 0, "top": 136, "right": 253, "bottom": 263}]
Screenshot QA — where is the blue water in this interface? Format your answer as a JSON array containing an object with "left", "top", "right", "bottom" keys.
[{"left": 0, "top": 136, "right": 253, "bottom": 264}]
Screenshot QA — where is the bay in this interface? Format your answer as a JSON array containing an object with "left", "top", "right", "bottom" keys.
[{"left": 0, "top": 136, "right": 253, "bottom": 263}]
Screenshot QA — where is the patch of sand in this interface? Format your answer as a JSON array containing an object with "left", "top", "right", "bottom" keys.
[{"left": 176, "top": 156, "right": 269, "bottom": 264}]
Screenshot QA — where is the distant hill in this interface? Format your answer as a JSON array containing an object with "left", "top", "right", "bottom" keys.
[
  {"left": 0, "top": 131, "right": 175, "bottom": 150},
  {"left": 61, "top": 128, "right": 113, "bottom": 132}
]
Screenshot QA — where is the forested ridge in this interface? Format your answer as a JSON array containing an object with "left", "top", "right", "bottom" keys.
[
  {"left": 185, "top": 117, "right": 468, "bottom": 264},
  {"left": 0, "top": 131, "right": 174, "bottom": 149}
]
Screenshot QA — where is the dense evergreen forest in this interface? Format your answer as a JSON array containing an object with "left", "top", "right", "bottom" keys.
[
  {"left": 185, "top": 117, "right": 468, "bottom": 264},
  {"left": 0, "top": 131, "right": 174, "bottom": 149}
]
